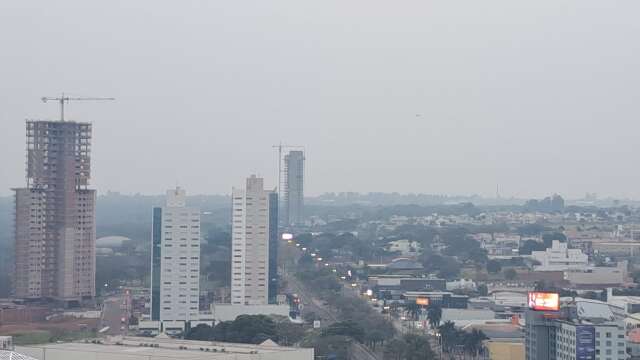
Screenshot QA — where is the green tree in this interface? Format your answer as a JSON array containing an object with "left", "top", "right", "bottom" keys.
[
  {"left": 519, "top": 239, "right": 546, "bottom": 255},
  {"left": 403, "top": 333, "right": 435, "bottom": 360},
  {"left": 504, "top": 268, "right": 517, "bottom": 280},
  {"left": 438, "top": 321, "right": 457, "bottom": 352},
  {"left": 462, "top": 329, "right": 488, "bottom": 357},
  {"left": 302, "top": 334, "right": 351, "bottom": 360},
  {"left": 477, "top": 284, "right": 488, "bottom": 296},
  {"left": 384, "top": 334, "right": 435, "bottom": 360},
  {"left": 274, "top": 319, "right": 305, "bottom": 346},
  {"left": 517, "top": 223, "right": 546, "bottom": 236},
  {"left": 405, "top": 302, "right": 421, "bottom": 321},
  {"left": 427, "top": 306, "right": 442, "bottom": 329},
  {"left": 213, "top": 315, "right": 277, "bottom": 344},
  {"left": 323, "top": 320, "right": 365, "bottom": 343},
  {"left": 542, "top": 232, "right": 567, "bottom": 248},
  {"left": 383, "top": 338, "right": 407, "bottom": 360},
  {"left": 486, "top": 260, "right": 502, "bottom": 274},
  {"left": 295, "top": 233, "right": 313, "bottom": 247},
  {"left": 186, "top": 324, "right": 215, "bottom": 341}
]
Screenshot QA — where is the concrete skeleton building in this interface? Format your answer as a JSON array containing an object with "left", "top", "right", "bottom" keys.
[
  {"left": 150, "top": 188, "right": 201, "bottom": 326},
  {"left": 13, "top": 120, "right": 96, "bottom": 302},
  {"left": 231, "top": 176, "right": 275, "bottom": 305},
  {"left": 283, "top": 150, "right": 304, "bottom": 226}
]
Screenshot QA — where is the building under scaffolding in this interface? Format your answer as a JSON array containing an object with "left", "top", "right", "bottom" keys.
[
  {"left": 13, "top": 120, "right": 96, "bottom": 303},
  {"left": 283, "top": 150, "right": 304, "bottom": 226}
]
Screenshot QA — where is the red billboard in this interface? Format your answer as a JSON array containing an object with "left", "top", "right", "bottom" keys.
[{"left": 528, "top": 292, "right": 559, "bottom": 311}]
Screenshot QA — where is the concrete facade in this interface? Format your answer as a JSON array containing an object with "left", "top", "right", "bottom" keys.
[
  {"left": 525, "top": 303, "right": 627, "bottom": 360},
  {"left": 15, "top": 336, "right": 313, "bottom": 360},
  {"left": 150, "top": 188, "right": 201, "bottom": 324},
  {"left": 14, "top": 120, "right": 96, "bottom": 302},
  {"left": 231, "top": 176, "right": 272, "bottom": 305},
  {"left": 565, "top": 262, "right": 627, "bottom": 289},
  {"left": 531, "top": 240, "right": 588, "bottom": 272},
  {"left": 283, "top": 150, "right": 304, "bottom": 226}
]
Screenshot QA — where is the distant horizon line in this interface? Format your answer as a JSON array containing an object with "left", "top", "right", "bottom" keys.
[
  {"left": 90, "top": 190, "right": 640, "bottom": 203},
  {"left": 0, "top": 190, "right": 635, "bottom": 203}
]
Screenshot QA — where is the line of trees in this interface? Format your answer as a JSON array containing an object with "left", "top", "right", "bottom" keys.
[
  {"left": 438, "top": 321, "right": 487, "bottom": 358},
  {"left": 185, "top": 315, "right": 305, "bottom": 345}
]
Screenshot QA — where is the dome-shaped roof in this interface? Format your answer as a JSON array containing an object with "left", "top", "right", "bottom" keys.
[{"left": 96, "top": 236, "right": 131, "bottom": 248}]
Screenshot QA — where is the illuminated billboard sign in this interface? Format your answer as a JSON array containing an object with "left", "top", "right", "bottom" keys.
[
  {"left": 416, "top": 298, "right": 430, "bottom": 306},
  {"left": 528, "top": 292, "right": 559, "bottom": 311},
  {"left": 282, "top": 233, "right": 293, "bottom": 240}
]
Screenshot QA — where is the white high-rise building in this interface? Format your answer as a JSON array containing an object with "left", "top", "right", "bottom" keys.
[
  {"left": 231, "top": 176, "right": 272, "bottom": 305},
  {"left": 150, "top": 188, "right": 201, "bottom": 324}
]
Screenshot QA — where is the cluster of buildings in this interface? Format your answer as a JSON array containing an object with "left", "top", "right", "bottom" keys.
[
  {"left": 524, "top": 293, "right": 640, "bottom": 360},
  {"left": 8, "top": 118, "right": 307, "bottom": 342}
]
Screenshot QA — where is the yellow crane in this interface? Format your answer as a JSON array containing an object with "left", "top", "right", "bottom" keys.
[{"left": 42, "top": 93, "right": 115, "bottom": 121}]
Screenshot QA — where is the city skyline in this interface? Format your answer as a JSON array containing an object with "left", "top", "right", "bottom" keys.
[{"left": 2, "top": 1, "right": 640, "bottom": 199}]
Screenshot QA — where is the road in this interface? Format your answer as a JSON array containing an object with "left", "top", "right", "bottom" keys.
[
  {"left": 285, "top": 273, "right": 380, "bottom": 360},
  {"left": 100, "top": 293, "right": 131, "bottom": 336}
]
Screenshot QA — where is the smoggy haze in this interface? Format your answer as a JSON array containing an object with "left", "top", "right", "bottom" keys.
[{"left": 1, "top": 1, "right": 639, "bottom": 198}]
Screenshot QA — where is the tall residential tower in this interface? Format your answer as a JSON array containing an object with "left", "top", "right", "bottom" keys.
[
  {"left": 14, "top": 120, "right": 96, "bottom": 302},
  {"left": 231, "top": 176, "right": 275, "bottom": 305},
  {"left": 150, "top": 188, "right": 201, "bottom": 325},
  {"left": 283, "top": 150, "right": 304, "bottom": 226}
]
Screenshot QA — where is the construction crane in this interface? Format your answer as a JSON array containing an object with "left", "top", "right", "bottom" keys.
[
  {"left": 42, "top": 93, "right": 115, "bottom": 121},
  {"left": 272, "top": 142, "right": 304, "bottom": 227}
]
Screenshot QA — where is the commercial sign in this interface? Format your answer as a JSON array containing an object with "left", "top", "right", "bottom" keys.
[
  {"left": 416, "top": 298, "right": 429, "bottom": 306},
  {"left": 528, "top": 292, "right": 559, "bottom": 311},
  {"left": 576, "top": 325, "right": 595, "bottom": 360}
]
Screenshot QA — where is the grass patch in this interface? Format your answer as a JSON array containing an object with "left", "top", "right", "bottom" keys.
[{"left": 11, "top": 331, "right": 51, "bottom": 345}]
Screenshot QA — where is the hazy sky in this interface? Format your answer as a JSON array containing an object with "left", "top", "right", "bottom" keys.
[{"left": 1, "top": 1, "right": 639, "bottom": 199}]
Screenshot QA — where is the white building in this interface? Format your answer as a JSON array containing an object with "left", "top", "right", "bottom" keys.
[
  {"left": 387, "top": 239, "right": 420, "bottom": 256},
  {"left": 531, "top": 240, "right": 588, "bottom": 271},
  {"left": 232, "top": 176, "right": 272, "bottom": 305},
  {"left": 555, "top": 321, "right": 626, "bottom": 360},
  {"left": 446, "top": 278, "right": 476, "bottom": 291},
  {"left": 150, "top": 188, "right": 201, "bottom": 327},
  {"left": 526, "top": 300, "right": 627, "bottom": 360}
]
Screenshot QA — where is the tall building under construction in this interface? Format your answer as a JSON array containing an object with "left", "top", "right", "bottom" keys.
[
  {"left": 13, "top": 120, "right": 96, "bottom": 302},
  {"left": 283, "top": 150, "right": 304, "bottom": 226}
]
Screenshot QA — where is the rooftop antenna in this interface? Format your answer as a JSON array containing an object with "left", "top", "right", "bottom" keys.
[{"left": 42, "top": 92, "right": 115, "bottom": 121}]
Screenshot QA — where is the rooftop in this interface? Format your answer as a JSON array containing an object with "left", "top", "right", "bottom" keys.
[{"left": 15, "top": 336, "right": 313, "bottom": 360}]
